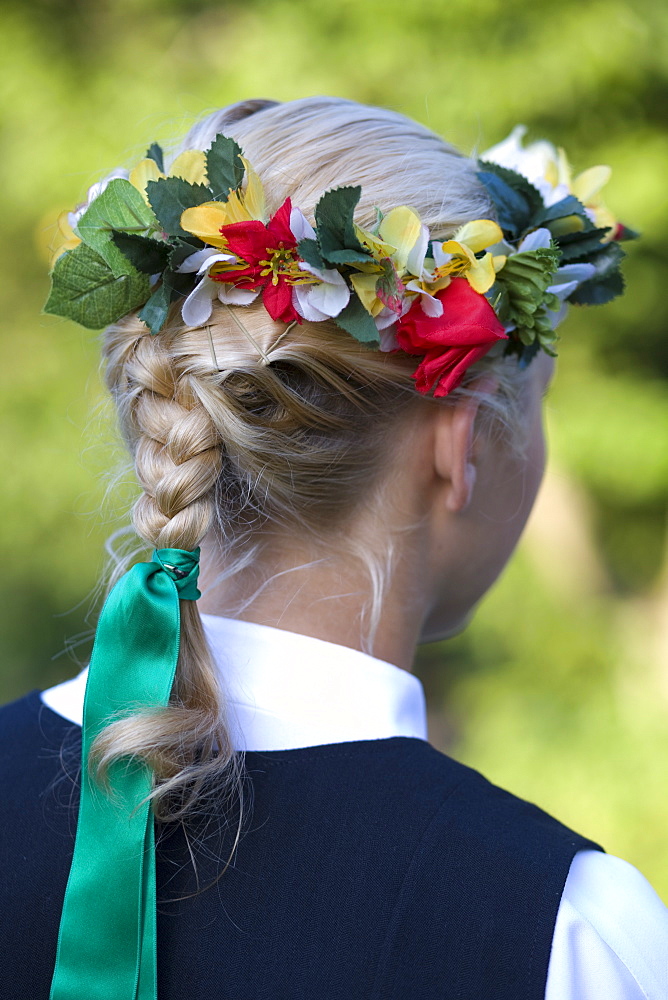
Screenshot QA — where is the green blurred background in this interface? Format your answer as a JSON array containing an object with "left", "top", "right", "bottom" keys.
[{"left": 1, "top": 0, "right": 667, "bottom": 895}]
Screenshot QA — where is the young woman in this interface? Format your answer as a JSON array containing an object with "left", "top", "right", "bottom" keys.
[{"left": 1, "top": 96, "right": 666, "bottom": 999}]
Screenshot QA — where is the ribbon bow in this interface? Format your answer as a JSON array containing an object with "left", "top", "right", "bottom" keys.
[{"left": 49, "top": 547, "right": 201, "bottom": 1000}]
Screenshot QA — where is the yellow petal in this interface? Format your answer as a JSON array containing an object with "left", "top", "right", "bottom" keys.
[
  {"left": 556, "top": 147, "right": 573, "bottom": 188},
  {"left": 129, "top": 159, "right": 164, "bottom": 202},
  {"left": 349, "top": 272, "right": 384, "bottom": 315},
  {"left": 492, "top": 254, "right": 507, "bottom": 273},
  {"left": 169, "top": 149, "right": 208, "bottom": 186},
  {"left": 571, "top": 165, "right": 612, "bottom": 205},
  {"left": 354, "top": 224, "right": 396, "bottom": 260},
  {"left": 180, "top": 202, "right": 231, "bottom": 248},
  {"left": 240, "top": 156, "right": 267, "bottom": 222},
  {"left": 547, "top": 214, "right": 585, "bottom": 237},
  {"left": 439, "top": 240, "right": 476, "bottom": 266},
  {"left": 450, "top": 219, "right": 503, "bottom": 254},
  {"left": 465, "top": 252, "right": 497, "bottom": 294},
  {"left": 378, "top": 206, "right": 423, "bottom": 271},
  {"left": 49, "top": 210, "right": 81, "bottom": 265}
]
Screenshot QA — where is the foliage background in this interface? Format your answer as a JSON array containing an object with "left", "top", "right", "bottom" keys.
[{"left": 1, "top": 0, "right": 667, "bottom": 896}]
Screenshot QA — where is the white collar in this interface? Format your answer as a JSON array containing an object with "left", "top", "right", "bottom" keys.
[{"left": 41, "top": 614, "right": 428, "bottom": 751}]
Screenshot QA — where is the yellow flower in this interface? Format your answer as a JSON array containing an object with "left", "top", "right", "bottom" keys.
[
  {"left": 180, "top": 157, "right": 267, "bottom": 246},
  {"left": 129, "top": 149, "right": 208, "bottom": 205},
  {"left": 49, "top": 211, "right": 81, "bottom": 266},
  {"left": 433, "top": 219, "right": 505, "bottom": 294}
]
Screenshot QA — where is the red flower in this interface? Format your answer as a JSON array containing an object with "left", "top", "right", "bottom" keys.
[
  {"left": 396, "top": 277, "right": 507, "bottom": 397},
  {"left": 212, "top": 198, "right": 301, "bottom": 324}
]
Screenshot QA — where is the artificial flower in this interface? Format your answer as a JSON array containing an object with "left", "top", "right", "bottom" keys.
[
  {"left": 180, "top": 157, "right": 267, "bottom": 246},
  {"left": 210, "top": 198, "right": 308, "bottom": 324},
  {"left": 351, "top": 207, "right": 425, "bottom": 321},
  {"left": 292, "top": 262, "right": 350, "bottom": 322},
  {"left": 129, "top": 150, "right": 208, "bottom": 204},
  {"left": 396, "top": 277, "right": 507, "bottom": 397},
  {"left": 482, "top": 126, "right": 617, "bottom": 234},
  {"left": 177, "top": 248, "right": 257, "bottom": 327}
]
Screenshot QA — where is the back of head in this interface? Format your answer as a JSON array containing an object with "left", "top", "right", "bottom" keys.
[{"left": 96, "top": 97, "right": 532, "bottom": 819}]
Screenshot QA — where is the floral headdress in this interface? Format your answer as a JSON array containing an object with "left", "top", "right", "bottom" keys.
[
  {"left": 46, "top": 128, "right": 636, "bottom": 397},
  {"left": 44, "top": 128, "right": 638, "bottom": 1000}
]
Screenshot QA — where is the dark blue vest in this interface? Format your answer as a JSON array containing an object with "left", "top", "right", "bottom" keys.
[{"left": 0, "top": 690, "right": 602, "bottom": 999}]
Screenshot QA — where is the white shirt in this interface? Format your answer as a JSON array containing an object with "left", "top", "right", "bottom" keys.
[{"left": 42, "top": 613, "right": 668, "bottom": 999}]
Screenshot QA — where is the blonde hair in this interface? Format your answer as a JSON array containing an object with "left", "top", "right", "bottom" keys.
[{"left": 91, "top": 97, "right": 530, "bottom": 822}]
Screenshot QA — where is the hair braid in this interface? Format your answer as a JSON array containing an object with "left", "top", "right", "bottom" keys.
[{"left": 92, "top": 320, "right": 241, "bottom": 822}]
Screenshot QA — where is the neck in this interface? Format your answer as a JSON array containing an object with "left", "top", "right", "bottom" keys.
[{"left": 197, "top": 535, "right": 429, "bottom": 673}]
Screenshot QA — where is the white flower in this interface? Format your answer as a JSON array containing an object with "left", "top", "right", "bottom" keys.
[
  {"left": 403, "top": 280, "right": 444, "bottom": 317},
  {"left": 547, "top": 262, "right": 596, "bottom": 301},
  {"left": 177, "top": 249, "right": 257, "bottom": 327},
  {"left": 481, "top": 126, "right": 568, "bottom": 207},
  {"left": 292, "top": 262, "right": 350, "bottom": 322}
]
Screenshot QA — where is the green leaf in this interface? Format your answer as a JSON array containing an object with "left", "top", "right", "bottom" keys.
[
  {"left": 146, "top": 142, "right": 164, "bottom": 173},
  {"left": 478, "top": 160, "right": 545, "bottom": 215},
  {"left": 534, "top": 194, "right": 589, "bottom": 227},
  {"left": 76, "top": 179, "right": 158, "bottom": 272},
  {"left": 297, "top": 238, "right": 325, "bottom": 270},
  {"left": 555, "top": 227, "right": 613, "bottom": 262},
  {"left": 569, "top": 242, "right": 626, "bottom": 305},
  {"left": 138, "top": 282, "right": 171, "bottom": 334},
  {"left": 44, "top": 243, "right": 150, "bottom": 329},
  {"left": 315, "top": 186, "right": 370, "bottom": 265},
  {"left": 110, "top": 231, "right": 171, "bottom": 274},
  {"left": 476, "top": 162, "right": 542, "bottom": 240},
  {"left": 206, "top": 134, "right": 244, "bottom": 201},
  {"left": 147, "top": 177, "right": 212, "bottom": 237},
  {"left": 334, "top": 295, "right": 379, "bottom": 345},
  {"left": 494, "top": 246, "right": 561, "bottom": 349},
  {"left": 168, "top": 238, "right": 205, "bottom": 269},
  {"left": 137, "top": 267, "right": 196, "bottom": 334}
]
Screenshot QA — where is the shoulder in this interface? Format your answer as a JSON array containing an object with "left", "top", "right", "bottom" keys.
[
  {"left": 0, "top": 689, "right": 80, "bottom": 799},
  {"left": 548, "top": 849, "right": 668, "bottom": 1000}
]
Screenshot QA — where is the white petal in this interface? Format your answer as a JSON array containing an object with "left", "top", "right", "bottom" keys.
[
  {"left": 177, "top": 249, "right": 230, "bottom": 274},
  {"left": 181, "top": 277, "right": 217, "bottom": 327},
  {"left": 405, "top": 280, "right": 443, "bottom": 318},
  {"left": 406, "top": 224, "right": 430, "bottom": 277},
  {"left": 480, "top": 125, "right": 528, "bottom": 167},
  {"left": 545, "top": 301, "right": 569, "bottom": 329},
  {"left": 431, "top": 243, "right": 453, "bottom": 268},
  {"left": 217, "top": 285, "right": 259, "bottom": 306},
  {"left": 554, "top": 262, "right": 596, "bottom": 283},
  {"left": 547, "top": 280, "right": 580, "bottom": 301},
  {"left": 374, "top": 306, "right": 400, "bottom": 330},
  {"left": 290, "top": 207, "right": 316, "bottom": 242},
  {"left": 294, "top": 266, "right": 350, "bottom": 320},
  {"left": 293, "top": 285, "right": 329, "bottom": 323},
  {"left": 378, "top": 325, "right": 399, "bottom": 352},
  {"left": 518, "top": 227, "right": 552, "bottom": 253}
]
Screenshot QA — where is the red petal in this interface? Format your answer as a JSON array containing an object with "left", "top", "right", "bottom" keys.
[
  {"left": 396, "top": 277, "right": 506, "bottom": 352},
  {"left": 221, "top": 219, "right": 275, "bottom": 264},
  {"left": 262, "top": 278, "right": 299, "bottom": 324},
  {"left": 267, "top": 198, "right": 297, "bottom": 247}
]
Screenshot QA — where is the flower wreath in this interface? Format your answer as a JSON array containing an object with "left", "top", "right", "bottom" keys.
[{"left": 46, "top": 126, "right": 637, "bottom": 398}]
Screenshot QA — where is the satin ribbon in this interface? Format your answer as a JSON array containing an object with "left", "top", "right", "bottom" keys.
[{"left": 49, "top": 547, "right": 201, "bottom": 1000}]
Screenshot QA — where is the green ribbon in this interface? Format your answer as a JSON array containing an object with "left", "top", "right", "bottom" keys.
[{"left": 49, "top": 547, "right": 201, "bottom": 1000}]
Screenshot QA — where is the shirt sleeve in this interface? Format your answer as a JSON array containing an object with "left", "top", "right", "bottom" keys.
[{"left": 546, "top": 849, "right": 668, "bottom": 1000}]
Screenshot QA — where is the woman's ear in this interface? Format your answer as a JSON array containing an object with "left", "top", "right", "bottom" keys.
[{"left": 433, "top": 375, "right": 499, "bottom": 513}]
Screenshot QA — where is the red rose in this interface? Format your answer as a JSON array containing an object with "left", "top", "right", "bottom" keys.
[{"left": 396, "top": 277, "right": 507, "bottom": 397}]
